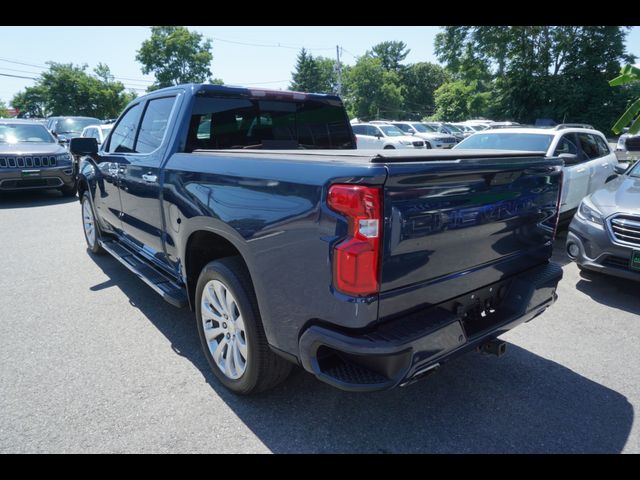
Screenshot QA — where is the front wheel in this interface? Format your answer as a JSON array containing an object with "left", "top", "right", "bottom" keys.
[
  {"left": 383, "top": 145, "right": 395, "bottom": 149},
  {"left": 195, "top": 257, "right": 292, "bottom": 394},
  {"left": 81, "top": 191, "right": 104, "bottom": 254},
  {"left": 61, "top": 182, "right": 78, "bottom": 197}
]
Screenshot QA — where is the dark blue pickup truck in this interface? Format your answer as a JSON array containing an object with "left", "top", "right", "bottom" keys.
[{"left": 70, "top": 84, "right": 563, "bottom": 394}]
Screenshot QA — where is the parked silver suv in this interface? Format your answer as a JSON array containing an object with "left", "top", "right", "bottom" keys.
[{"left": 0, "top": 120, "right": 77, "bottom": 196}]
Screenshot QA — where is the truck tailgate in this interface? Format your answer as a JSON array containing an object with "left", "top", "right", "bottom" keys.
[{"left": 379, "top": 154, "right": 562, "bottom": 319}]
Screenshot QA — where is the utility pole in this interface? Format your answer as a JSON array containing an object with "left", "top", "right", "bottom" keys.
[{"left": 336, "top": 45, "right": 342, "bottom": 97}]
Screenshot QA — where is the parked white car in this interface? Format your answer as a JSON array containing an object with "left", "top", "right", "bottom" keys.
[
  {"left": 454, "top": 125, "right": 620, "bottom": 221},
  {"left": 389, "top": 121, "right": 459, "bottom": 149},
  {"left": 80, "top": 124, "right": 113, "bottom": 146},
  {"left": 352, "top": 123, "right": 425, "bottom": 150}
]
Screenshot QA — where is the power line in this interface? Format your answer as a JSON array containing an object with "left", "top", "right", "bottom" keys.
[
  {"left": 0, "top": 57, "right": 154, "bottom": 85},
  {"left": 212, "top": 36, "right": 334, "bottom": 51},
  {"left": 0, "top": 66, "right": 44, "bottom": 76},
  {"left": 0, "top": 72, "right": 38, "bottom": 80}
]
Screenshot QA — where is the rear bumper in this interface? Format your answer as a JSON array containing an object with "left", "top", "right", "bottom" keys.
[{"left": 298, "top": 262, "right": 562, "bottom": 392}]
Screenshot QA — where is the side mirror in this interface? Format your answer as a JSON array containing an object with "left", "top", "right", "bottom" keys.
[
  {"left": 614, "top": 163, "right": 630, "bottom": 175},
  {"left": 558, "top": 153, "right": 580, "bottom": 165},
  {"left": 70, "top": 137, "right": 98, "bottom": 156}
]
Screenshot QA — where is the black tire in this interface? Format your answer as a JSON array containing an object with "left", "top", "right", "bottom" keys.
[
  {"left": 195, "top": 257, "right": 292, "bottom": 394},
  {"left": 61, "top": 182, "right": 78, "bottom": 197},
  {"left": 383, "top": 145, "right": 395, "bottom": 149},
  {"left": 81, "top": 191, "right": 104, "bottom": 254}
]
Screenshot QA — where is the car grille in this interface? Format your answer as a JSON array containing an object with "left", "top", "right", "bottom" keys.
[
  {"left": 412, "top": 141, "right": 424, "bottom": 148},
  {"left": 626, "top": 136, "right": 640, "bottom": 152},
  {"left": 609, "top": 215, "right": 640, "bottom": 246},
  {"left": 602, "top": 255, "right": 631, "bottom": 270},
  {"left": 436, "top": 137, "right": 456, "bottom": 143},
  {"left": 0, "top": 155, "right": 57, "bottom": 168}
]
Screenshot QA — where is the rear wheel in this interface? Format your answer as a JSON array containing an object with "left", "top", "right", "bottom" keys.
[
  {"left": 81, "top": 191, "right": 104, "bottom": 254},
  {"left": 383, "top": 145, "right": 395, "bottom": 149},
  {"left": 195, "top": 257, "right": 292, "bottom": 394}
]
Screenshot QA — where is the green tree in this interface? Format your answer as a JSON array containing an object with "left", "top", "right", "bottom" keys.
[
  {"left": 343, "top": 56, "right": 403, "bottom": 120},
  {"left": 400, "top": 62, "right": 450, "bottom": 119},
  {"left": 431, "top": 80, "right": 490, "bottom": 121},
  {"left": 0, "top": 99, "right": 10, "bottom": 117},
  {"left": 435, "top": 26, "right": 636, "bottom": 131},
  {"left": 290, "top": 48, "right": 319, "bottom": 92},
  {"left": 610, "top": 64, "right": 640, "bottom": 134},
  {"left": 11, "top": 62, "right": 135, "bottom": 118},
  {"left": 136, "top": 26, "right": 213, "bottom": 90},
  {"left": 290, "top": 49, "right": 337, "bottom": 93},
  {"left": 370, "top": 41, "right": 410, "bottom": 73},
  {"left": 11, "top": 86, "right": 49, "bottom": 118}
]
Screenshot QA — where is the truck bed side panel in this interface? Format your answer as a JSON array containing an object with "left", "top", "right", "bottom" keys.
[{"left": 161, "top": 152, "right": 387, "bottom": 355}]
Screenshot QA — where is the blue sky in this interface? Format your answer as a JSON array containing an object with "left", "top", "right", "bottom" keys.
[{"left": 2, "top": 26, "right": 640, "bottom": 105}]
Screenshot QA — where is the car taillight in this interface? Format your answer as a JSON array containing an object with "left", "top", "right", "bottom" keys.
[
  {"left": 327, "top": 184, "right": 382, "bottom": 296},
  {"left": 552, "top": 168, "right": 564, "bottom": 240}
]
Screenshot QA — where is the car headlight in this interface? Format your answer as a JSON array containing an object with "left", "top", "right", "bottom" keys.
[
  {"left": 617, "top": 137, "right": 627, "bottom": 150},
  {"left": 577, "top": 198, "right": 603, "bottom": 225},
  {"left": 57, "top": 153, "right": 73, "bottom": 165}
]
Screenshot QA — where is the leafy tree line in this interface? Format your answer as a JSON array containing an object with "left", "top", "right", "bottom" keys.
[
  {"left": 10, "top": 63, "right": 138, "bottom": 119},
  {"left": 290, "top": 42, "right": 449, "bottom": 121},
  {"left": 7, "top": 26, "right": 639, "bottom": 135},
  {"left": 290, "top": 28, "right": 640, "bottom": 134}
]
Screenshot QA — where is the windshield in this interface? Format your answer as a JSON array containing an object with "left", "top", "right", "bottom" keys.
[
  {"left": 419, "top": 123, "right": 437, "bottom": 132},
  {"left": 379, "top": 125, "right": 405, "bottom": 137},
  {"left": 455, "top": 132, "right": 553, "bottom": 152},
  {"left": 444, "top": 123, "right": 463, "bottom": 133},
  {"left": 629, "top": 161, "right": 640, "bottom": 177},
  {"left": 53, "top": 118, "right": 100, "bottom": 134},
  {"left": 100, "top": 125, "right": 113, "bottom": 136},
  {"left": 411, "top": 123, "right": 433, "bottom": 133},
  {"left": 0, "top": 123, "right": 55, "bottom": 144}
]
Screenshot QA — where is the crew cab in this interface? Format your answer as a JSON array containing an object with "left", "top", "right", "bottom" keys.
[{"left": 71, "top": 84, "right": 563, "bottom": 395}]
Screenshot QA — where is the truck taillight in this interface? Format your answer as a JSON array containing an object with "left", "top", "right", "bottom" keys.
[{"left": 327, "top": 184, "right": 382, "bottom": 296}]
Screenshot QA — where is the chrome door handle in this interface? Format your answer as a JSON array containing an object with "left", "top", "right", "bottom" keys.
[{"left": 142, "top": 174, "right": 158, "bottom": 183}]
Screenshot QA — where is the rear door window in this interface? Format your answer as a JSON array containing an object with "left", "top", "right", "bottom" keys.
[
  {"left": 352, "top": 125, "right": 366, "bottom": 135},
  {"left": 594, "top": 135, "right": 611, "bottom": 157},
  {"left": 136, "top": 96, "right": 176, "bottom": 154},
  {"left": 553, "top": 134, "right": 578, "bottom": 156},
  {"left": 575, "top": 132, "right": 602, "bottom": 160}
]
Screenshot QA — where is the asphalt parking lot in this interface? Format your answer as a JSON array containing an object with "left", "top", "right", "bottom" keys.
[{"left": 0, "top": 189, "right": 638, "bottom": 453}]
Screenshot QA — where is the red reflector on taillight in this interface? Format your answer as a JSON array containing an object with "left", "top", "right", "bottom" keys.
[{"left": 328, "top": 184, "right": 382, "bottom": 296}]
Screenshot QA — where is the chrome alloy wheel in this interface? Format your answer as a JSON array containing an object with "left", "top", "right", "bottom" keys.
[
  {"left": 201, "top": 279, "right": 248, "bottom": 379},
  {"left": 82, "top": 198, "right": 96, "bottom": 247}
]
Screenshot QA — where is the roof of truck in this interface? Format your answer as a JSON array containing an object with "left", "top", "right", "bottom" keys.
[{"left": 139, "top": 83, "right": 343, "bottom": 103}]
